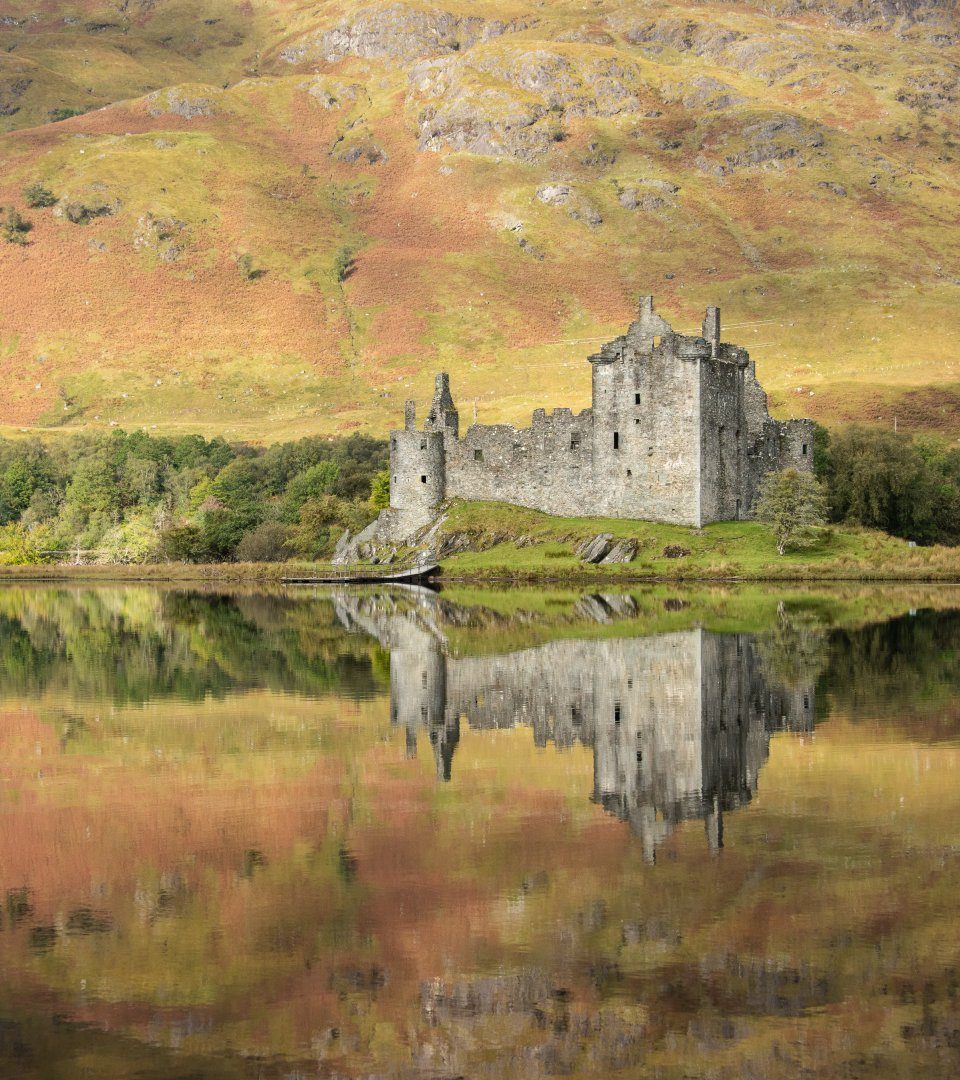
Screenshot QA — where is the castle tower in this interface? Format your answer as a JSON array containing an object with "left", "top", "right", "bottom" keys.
[{"left": 388, "top": 398, "right": 446, "bottom": 535}]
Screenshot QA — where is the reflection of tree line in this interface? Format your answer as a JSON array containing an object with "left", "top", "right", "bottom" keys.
[
  {"left": 0, "top": 589, "right": 387, "bottom": 704},
  {"left": 0, "top": 587, "right": 955, "bottom": 732}
]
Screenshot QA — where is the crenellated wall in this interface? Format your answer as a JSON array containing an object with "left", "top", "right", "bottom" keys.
[{"left": 445, "top": 407, "right": 594, "bottom": 517}]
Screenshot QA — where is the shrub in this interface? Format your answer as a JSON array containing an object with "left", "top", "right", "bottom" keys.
[
  {"left": 23, "top": 183, "right": 57, "bottom": 209},
  {"left": 332, "top": 245, "right": 354, "bottom": 282},
  {"left": 235, "top": 522, "right": 293, "bottom": 563},
  {"left": 236, "top": 253, "right": 258, "bottom": 280},
  {"left": 2, "top": 210, "right": 32, "bottom": 245},
  {"left": 48, "top": 107, "right": 85, "bottom": 122},
  {"left": 369, "top": 469, "right": 390, "bottom": 510}
]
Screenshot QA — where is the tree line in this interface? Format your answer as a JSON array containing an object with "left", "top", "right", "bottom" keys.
[
  {"left": 814, "top": 424, "right": 960, "bottom": 546},
  {"left": 0, "top": 429, "right": 389, "bottom": 564}
]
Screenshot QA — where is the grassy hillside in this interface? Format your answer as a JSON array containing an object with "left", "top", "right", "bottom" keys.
[{"left": 1, "top": 0, "right": 960, "bottom": 439}]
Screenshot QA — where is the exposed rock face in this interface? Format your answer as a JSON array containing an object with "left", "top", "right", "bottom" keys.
[
  {"left": 576, "top": 533, "right": 614, "bottom": 563},
  {"left": 133, "top": 213, "right": 188, "bottom": 261},
  {"left": 279, "top": 2, "right": 529, "bottom": 65},
  {"left": 616, "top": 178, "right": 679, "bottom": 211},
  {"left": 408, "top": 44, "right": 654, "bottom": 159},
  {"left": 535, "top": 183, "right": 602, "bottom": 225},
  {"left": 146, "top": 88, "right": 217, "bottom": 119}
]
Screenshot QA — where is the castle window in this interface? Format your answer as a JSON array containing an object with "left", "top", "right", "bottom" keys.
[
  {"left": 735, "top": 428, "right": 740, "bottom": 439},
  {"left": 736, "top": 499, "right": 741, "bottom": 518},
  {"left": 613, "top": 432, "right": 620, "bottom": 450},
  {"left": 635, "top": 418, "right": 640, "bottom": 425},
  {"left": 634, "top": 392, "right": 641, "bottom": 405},
  {"left": 474, "top": 448, "right": 483, "bottom": 462},
  {"left": 719, "top": 425, "right": 725, "bottom": 438},
  {"left": 421, "top": 706, "right": 427, "bottom": 720},
  {"left": 420, "top": 439, "right": 427, "bottom": 450},
  {"left": 626, "top": 469, "right": 632, "bottom": 478},
  {"left": 636, "top": 750, "right": 642, "bottom": 763},
  {"left": 421, "top": 475, "right": 427, "bottom": 484},
  {"left": 614, "top": 703, "right": 621, "bottom": 726},
  {"left": 804, "top": 694, "right": 810, "bottom": 710},
  {"left": 570, "top": 434, "right": 580, "bottom": 450},
  {"left": 802, "top": 442, "right": 808, "bottom": 456}
]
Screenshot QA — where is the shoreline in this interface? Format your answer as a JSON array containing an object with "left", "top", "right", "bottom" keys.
[{"left": 1, "top": 562, "right": 960, "bottom": 586}]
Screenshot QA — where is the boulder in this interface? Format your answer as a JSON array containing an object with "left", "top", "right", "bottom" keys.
[
  {"left": 601, "top": 539, "right": 637, "bottom": 563},
  {"left": 576, "top": 533, "right": 613, "bottom": 563}
]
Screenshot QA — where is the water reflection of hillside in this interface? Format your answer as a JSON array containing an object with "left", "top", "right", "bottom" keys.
[{"left": 335, "top": 591, "right": 816, "bottom": 861}]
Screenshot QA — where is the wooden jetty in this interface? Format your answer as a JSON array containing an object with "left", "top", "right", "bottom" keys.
[{"left": 281, "top": 564, "right": 440, "bottom": 586}]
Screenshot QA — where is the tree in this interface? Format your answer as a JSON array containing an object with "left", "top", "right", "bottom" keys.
[
  {"left": 754, "top": 468, "right": 828, "bottom": 555},
  {"left": 282, "top": 461, "right": 339, "bottom": 520},
  {"left": 235, "top": 522, "right": 292, "bottom": 562},
  {"left": 369, "top": 469, "right": 390, "bottom": 510}
]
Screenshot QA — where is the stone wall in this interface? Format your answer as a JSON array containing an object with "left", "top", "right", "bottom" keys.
[{"left": 445, "top": 407, "right": 594, "bottom": 517}]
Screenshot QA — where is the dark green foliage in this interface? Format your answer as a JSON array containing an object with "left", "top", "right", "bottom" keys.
[
  {"left": 48, "top": 107, "right": 86, "bottom": 122},
  {"left": 818, "top": 426, "right": 960, "bottom": 545},
  {"left": 23, "top": 182, "right": 57, "bottom": 208},
  {"left": 2, "top": 209, "right": 32, "bottom": 245}
]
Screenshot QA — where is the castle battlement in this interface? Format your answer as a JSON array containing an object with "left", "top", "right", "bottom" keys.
[{"left": 379, "top": 296, "right": 813, "bottom": 539}]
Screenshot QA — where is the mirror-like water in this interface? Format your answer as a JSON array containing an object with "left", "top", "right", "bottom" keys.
[{"left": 1, "top": 583, "right": 959, "bottom": 1078}]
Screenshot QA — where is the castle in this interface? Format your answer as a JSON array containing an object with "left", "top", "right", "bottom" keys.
[{"left": 377, "top": 296, "right": 813, "bottom": 540}]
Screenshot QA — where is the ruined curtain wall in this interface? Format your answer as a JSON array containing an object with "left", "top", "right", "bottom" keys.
[{"left": 444, "top": 408, "right": 594, "bottom": 517}]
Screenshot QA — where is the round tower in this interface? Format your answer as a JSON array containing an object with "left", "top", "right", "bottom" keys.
[{"left": 389, "top": 411, "right": 445, "bottom": 532}]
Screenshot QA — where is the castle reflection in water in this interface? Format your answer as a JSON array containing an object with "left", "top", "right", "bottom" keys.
[{"left": 336, "top": 591, "right": 815, "bottom": 862}]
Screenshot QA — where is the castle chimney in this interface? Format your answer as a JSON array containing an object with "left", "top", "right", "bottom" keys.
[
  {"left": 404, "top": 400, "right": 416, "bottom": 430},
  {"left": 703, "top": 305, "right": 720, "bottom": 356},
  {"left": 639, "top": 295, "right": 655, "bottom": 321}
]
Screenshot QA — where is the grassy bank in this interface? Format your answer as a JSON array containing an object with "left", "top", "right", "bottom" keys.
[
  {"left": 431, "top": 501, "right": 960, "bottom": 582},
  {"left": 2, "top": 498, "right": 959, "bottom": 584}
]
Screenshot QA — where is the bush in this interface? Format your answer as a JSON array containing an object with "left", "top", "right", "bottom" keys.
[
  {"left": 2, "top": 210, "right": 32, "bottom": 245},
  {"left": 369, "top": 469, "right": 390, "bottom": 510},
  {"left": 332, "top": 246, "right": 354, "bottom": 282},
  {"left": 23, "top": 183, "right": 57, "bottom": 209},
  {"left": 235, "top": 522, "right": 293, "bottom": 562}
]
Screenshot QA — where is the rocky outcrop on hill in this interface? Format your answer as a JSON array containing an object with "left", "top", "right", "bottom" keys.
[{"left": 279, "top": 2, "right": 532, "bottom": 65}]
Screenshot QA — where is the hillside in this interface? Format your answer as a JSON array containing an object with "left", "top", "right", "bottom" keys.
[{"left": 1, "top": 0, "right": 960, "bottom": 440}]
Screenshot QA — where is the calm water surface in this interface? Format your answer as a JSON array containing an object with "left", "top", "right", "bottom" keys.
[{"left": 1, "top": 583, "right": 960, "bottom": 1078}]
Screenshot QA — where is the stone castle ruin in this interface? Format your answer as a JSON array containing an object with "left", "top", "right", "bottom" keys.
[{"left": 363, "top": 296, "right": 812, "bottom": 546}]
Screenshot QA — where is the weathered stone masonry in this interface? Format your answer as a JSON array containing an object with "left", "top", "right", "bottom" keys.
[{"left": 383, "top": 295, "right": 813, "bottom": 537}]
